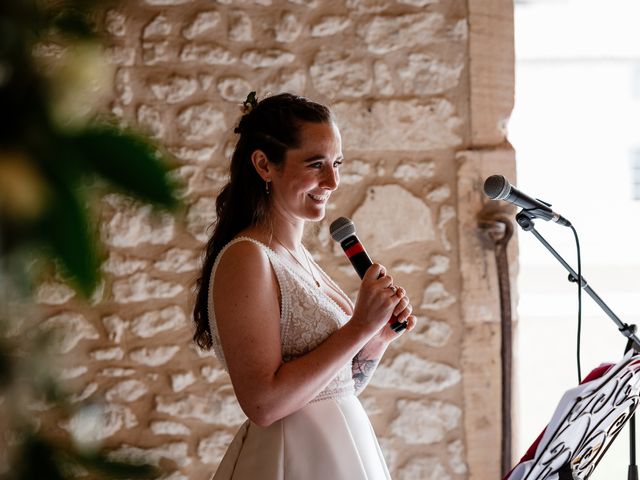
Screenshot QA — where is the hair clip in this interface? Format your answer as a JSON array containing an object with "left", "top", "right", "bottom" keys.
[{"left": 241, "top": 91, "right": 258, "bottom": 114}]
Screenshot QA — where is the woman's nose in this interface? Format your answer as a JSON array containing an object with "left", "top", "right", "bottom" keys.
[{"left": 322, "top": 165, "right": 339, "bottom": 189}]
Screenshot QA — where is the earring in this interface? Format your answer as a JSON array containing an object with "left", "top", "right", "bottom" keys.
[{"left": 265, "top": 180, "right": 270, "bottom": 195}]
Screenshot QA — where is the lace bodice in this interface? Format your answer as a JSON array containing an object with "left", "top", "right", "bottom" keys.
[{"left": 207, "top": 236, "right": 356, "bottom": 402}]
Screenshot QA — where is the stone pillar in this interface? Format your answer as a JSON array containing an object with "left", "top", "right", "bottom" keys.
[{"left": 38, "top": 1, "right": 516, "bottom": 478}]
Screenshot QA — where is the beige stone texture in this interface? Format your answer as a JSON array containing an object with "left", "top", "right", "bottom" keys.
[{"left": 35, "top": 0, "right": 517, "bottom": 478}]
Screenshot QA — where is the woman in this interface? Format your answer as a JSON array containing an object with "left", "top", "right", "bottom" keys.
[{"left": 193, "top": 92, "right": 416, "bottom": 479}]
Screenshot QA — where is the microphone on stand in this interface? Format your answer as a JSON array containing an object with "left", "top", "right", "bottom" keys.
[
  {"left": 329, "top": 217, "right": 407, "bottom": 333},
  {"left": 483, "top": 174, "right": 572, "bottom": 227}
]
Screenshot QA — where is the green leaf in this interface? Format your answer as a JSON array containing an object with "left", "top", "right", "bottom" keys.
[
  {"left": 38, "top": 181, "right": 100, "bottom": 297},
  {"left": 70, "top": 126, "right": 179, "bottom": 210}
]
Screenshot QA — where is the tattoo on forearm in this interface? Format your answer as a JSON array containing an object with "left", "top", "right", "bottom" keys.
[{"left": 352, "top": 351, "right": 379, "bottom": 394}]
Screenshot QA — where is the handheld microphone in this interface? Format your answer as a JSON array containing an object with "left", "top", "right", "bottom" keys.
[
  {"left": 329, "top": 217, "right": 406, "bottom": 333},
  {"left": 483, "top": 175, "right": 572, "bottom": 227}
]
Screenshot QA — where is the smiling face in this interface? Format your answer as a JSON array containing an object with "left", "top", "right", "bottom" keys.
[{"left": 268, "top": 121, "right": 343, "bottom": 224}]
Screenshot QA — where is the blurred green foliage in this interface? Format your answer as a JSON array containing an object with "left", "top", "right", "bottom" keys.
[
  {"left": 0, "top": 0, "right": 181, "bottom": 478},
  {"left": 0, "top": 0, "right": 178, "bottom": 295}
]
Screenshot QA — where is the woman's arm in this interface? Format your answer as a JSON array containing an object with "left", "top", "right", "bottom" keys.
[
  {"left": 214, "top": 241, "right": 399, "bottom": 427},
  {"left": 351, "top": 287, "right": 416, "bottom": 395}
]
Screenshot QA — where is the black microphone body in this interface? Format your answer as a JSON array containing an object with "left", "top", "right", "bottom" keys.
[
  {"left": 483, "top": 175, "right": 572, "bottom": 227},
  {"left": 329, "top": 217, "right": 407, "bottom": 333}
]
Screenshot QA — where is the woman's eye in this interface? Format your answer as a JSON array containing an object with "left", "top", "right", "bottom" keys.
[
  {"left": 333, "top": 160, "right": 343, "bottom": 168},
  {"left": 309, "top": 162, "right": 323, "bottom": 169}
]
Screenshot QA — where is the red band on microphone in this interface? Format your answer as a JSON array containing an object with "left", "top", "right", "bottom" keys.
[{"left": 344, "top": 242, "right": 364, "bottom": 258}]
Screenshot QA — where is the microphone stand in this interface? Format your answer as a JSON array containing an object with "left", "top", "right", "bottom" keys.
[{"left": 516, "top": 210, "right": 640, "bottom": 480}]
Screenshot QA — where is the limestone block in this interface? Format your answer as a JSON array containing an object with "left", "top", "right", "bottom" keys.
[
  {"left": 91, "top": 347, "right": 125, "bottom": 361},
  {"left": 183, "top": 11, "right": 222, "bottom": 39},
  {"left": 112, "top": 273, "right": 183, "bottom": 303},
  {"left": 421, "top": 281, "right": 456, "bottom": 310},
  {"left": 358, "top": 13, "right": 445, "bottom": 54},
  {"left": 130, "top": 346, "right": 180, "bottom": 366},
  {"left": 180, "top": 43, "right": 236, "bottom": 65},
  {"left": 263, "top": 69, "right": 306, "bottom": 95},
  {"left": 333, "top": 99, "right": 462, "bottom": 151},
  {"left": 154, "top": 248, "right": 200, "bottom": 273},
  {"left": 217, "top": 76, "right": 252, "bottom": 102},
  {"left": 102, "top": 252, "right": 148, "bottom": 276},
  {"left": 398, "top": 53, "right": 464, "bottom": 95},
  {"left": 456, "top": 147, "right": 516, "bottom": 324},
  {"left": 186, "top": 196, "right": 217, "bottom": 243},
  {"left": 398, "top": 457, "right": 451, "bottom": 480},
  {"left": 398, "top": 0, "right": 438, "bottom": 5},
  {"left": 241, "top": 49, "right": 295, "bottom": 68},
  {"left": 41, "top": 312, "right": 100, "bottom": 354},
  {"left": 60, "top": 404, "right": 138, "bottom": 442},
  {"left": 100, "top": 367, "right": 136, "bottom": 377},
  {"left": 448, "top": 439, "right": 468, "bottom": 474},
  {"left": 137, "top": 104, "right": 165, "bottom": 138},
  {"left": 345, "top": 0, "right": 390, "bottom": 13},
  {"left": 105, "top": 10, "right": 126, "bottom": 37},
  {"left": 130, "top": 306, "right": 186, "bottom": 338},
  {"left": 438, "top": 204, "right": 457, "bottom": 251},
  {"left": 427, "top": 254, "right": 450, "bottom": 274},
  {"left": 373, "top": 61, "right": 393, "bottom": 96},
  {"left": 150, "top": 420, "right": 191, "bottom": 435},
  {"left": 114, "top": 68, "right": 133, "bottom": 105},
  {"left": 108, "top": 442, "right": 191, "bottom": 467},
  {"left": 197, "top": 431, "right": 234, "bottom": 464},
  {"left": 201, "top": 365, "right": 227, "bottom": 383},
  {"left": 468, "top": 0, "right": 514, "bottom": 145},
  {"left": 168, "top": 145, "right": 217, "bottom": 163},
  {"left": 70, "top": 382, "right": 98, "bottom": 403},
  {"left": 155, "top": 391, "right": 246, "bottom": 426},
  {"left": 391, "top": 262, "right": 421, "bottom": 274},
  {"left": 352, "top": 185, "right": 435, "bottom": 252},
  {"left": 106, "top": 380, "right": 149, "bottom": 402},
  {"left": 176, "top": 103, "right": 226, "bottom": 141},
  {"left": 427, "top": 185, "right": 451, "bottom": 203},
  {"left": 36, "top": 281, "right": 76, "bottom": 305},
  {"left": 311, "top": 16, "right": 351, "bottom": 37},
  {"left": 103, "top": 315, "right": 128, "bottom": 343},
  {"left": 170, "top": 371, "right": 196, "bottom": 392},
  {"left": 105, "top": 45, "right": 135, "bottom": 66},
  {"left": 393, "top": 161, "right": 435, "bottom": 181},
  {"left": 340, "top": 159, "right": 371, "bottom": 185},
  {"left": 310, "top": 50, "right": 372, "bottom": 98},
  {"left": 142, "top": 41, "right": 174, "bottom": 65},
  {"left": 229, "top": 11, "right": 252, "bottom": 42},
  {"left": 412, "top": 318, "right": 452, "bottom": 348},
  {"left": 275, "top": 12, "right": 302, "bottom": 43},
  {"left": 149, "top": 75, "right": 198, "bottom": 103},
  {"left": 370, "top": 352, "right": 460, "bottom": 394},
  {"left": 390, "top": 399, "right": 461, "bottom": 444},
  {"left": 61, "top": 366, "right": 88, "bottom": 379},
  {"left": 143, "top": 14, "right": 172, "bottom": 38}
]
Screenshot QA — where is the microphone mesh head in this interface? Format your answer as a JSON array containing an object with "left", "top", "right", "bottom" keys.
[
  {"left": 329, "top": 217, "right": 355, "bottom": 243},
  {"left": 483, "top": 175, "right": 511, "bottom": 200}
]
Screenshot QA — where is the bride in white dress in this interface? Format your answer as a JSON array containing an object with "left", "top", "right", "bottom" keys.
[{"left": 192, "top": 93, "right": 417, "bottom": 479}]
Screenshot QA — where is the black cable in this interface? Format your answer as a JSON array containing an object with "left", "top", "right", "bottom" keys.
[{"left": 570, "top": 225, "right": 582, "bottom": 383}]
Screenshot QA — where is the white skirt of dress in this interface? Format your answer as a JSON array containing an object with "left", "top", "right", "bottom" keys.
[{"left": 212, "top": 395, "right": 391, "bottom": 480}]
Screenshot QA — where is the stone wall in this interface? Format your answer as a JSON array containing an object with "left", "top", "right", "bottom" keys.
[{"left": 39, "top": 1, "right": 516, "bottom": 479}]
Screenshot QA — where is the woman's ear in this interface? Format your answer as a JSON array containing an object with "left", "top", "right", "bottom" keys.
[{"left": 250, "top": 150, "right": 271, "bottom": 182}]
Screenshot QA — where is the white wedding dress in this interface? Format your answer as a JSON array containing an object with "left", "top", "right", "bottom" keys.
[{"left": 207, "top": 237, "right": 390, "bottom": 480}]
